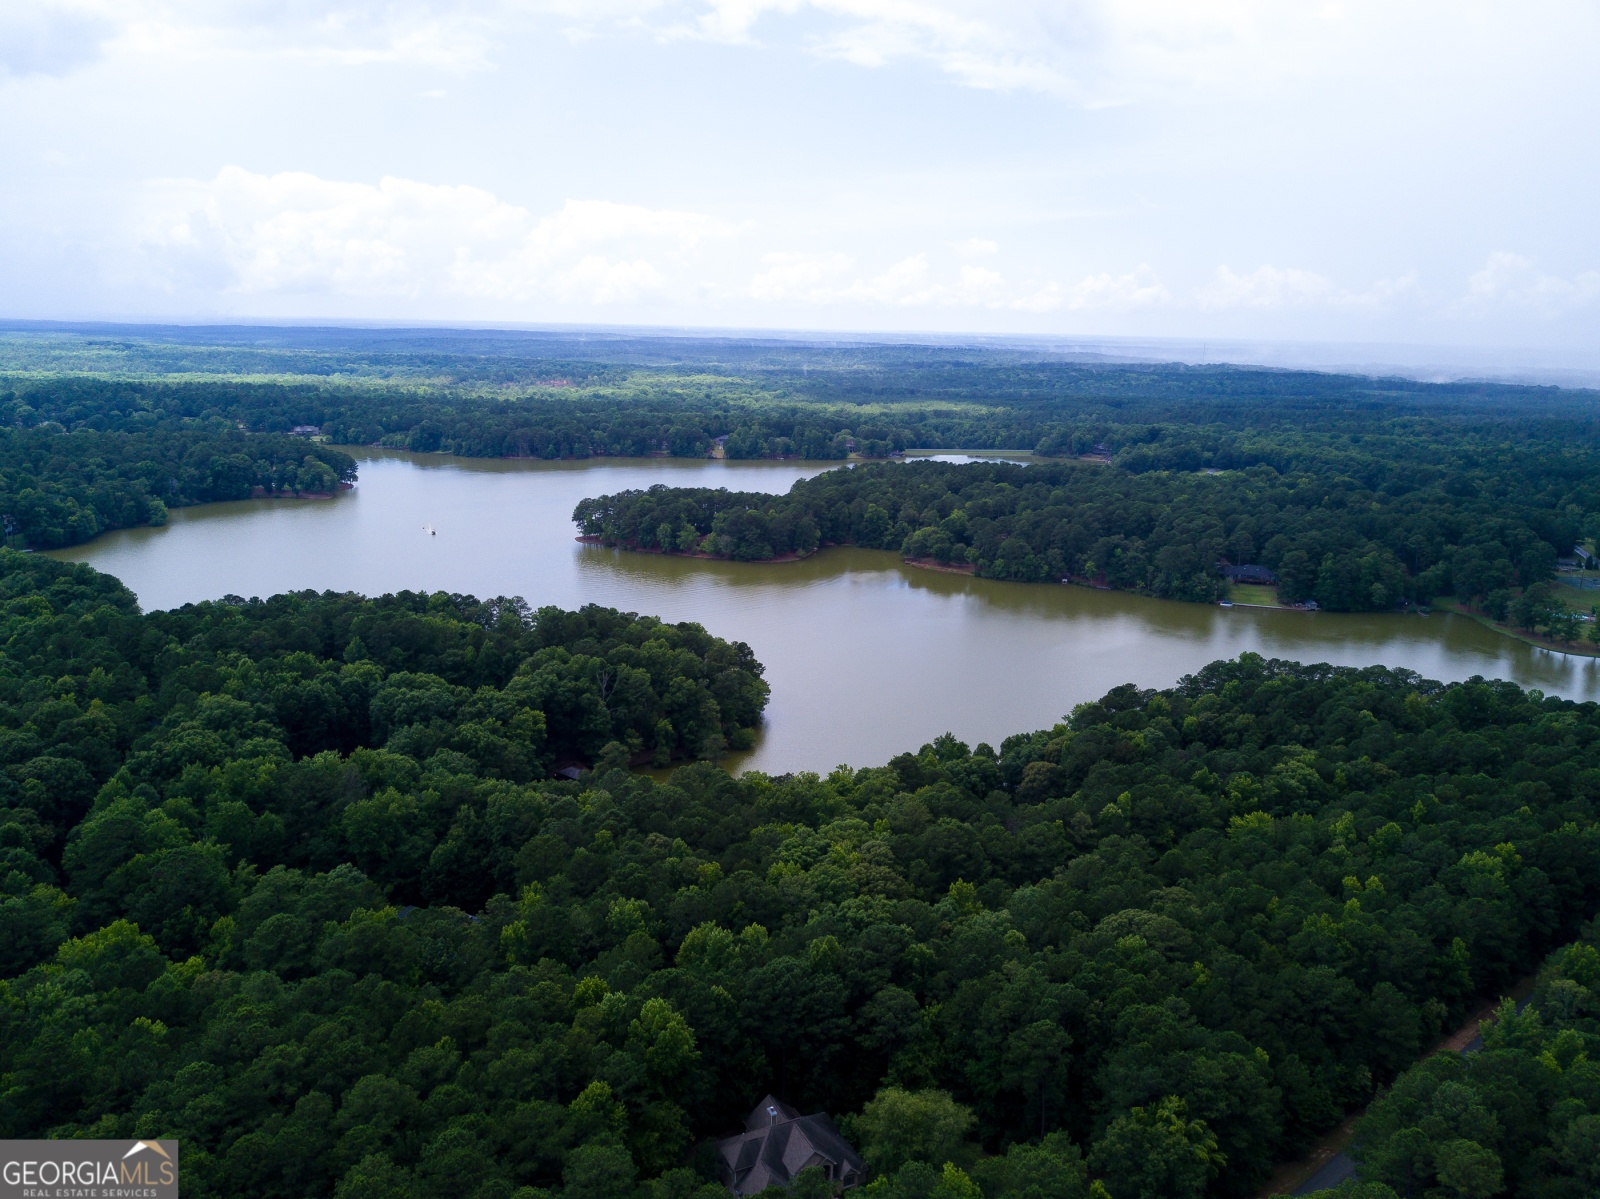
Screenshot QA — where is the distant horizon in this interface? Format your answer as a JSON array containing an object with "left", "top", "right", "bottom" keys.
[{"left": 6, "top": 315, "right": 1600, "bottom": 391}]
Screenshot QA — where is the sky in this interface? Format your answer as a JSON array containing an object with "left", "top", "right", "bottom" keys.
[{"left": 1, "top": 0, "right": 1598, "bottom": 351}]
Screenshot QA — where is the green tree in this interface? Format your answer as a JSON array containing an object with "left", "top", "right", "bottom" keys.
[
  {"left": 1431, "top": 1139, "right": 1502, "bottom": 1199},
  {"left": 1552, "top": 1114, "right": 1600, "bottom": 1189},
  {"left": 971, "top": 1133, "right": 1089, "bottom": 1199},
  {"left": 1088, "top": 1097, "right": 1224, "bottom": 1199},
  {"left": 852, "top": 1088, "right": 978, "bottom": 1176},
  {"left": 932, "top": 1163, "right": 980, "bottom": 1199},
  {"left": 1545, "top": 601, "right": 1580, "bottom": 643},
  {"left": 562, "top": 1143, "right": 635, "bottom": 1199},
  {"left": 334, "top": 1154, "right": 419, "bottom": 1199}
]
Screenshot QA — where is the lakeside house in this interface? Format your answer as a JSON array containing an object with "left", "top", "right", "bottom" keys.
[
  {"left": 1219, "top": 563, "right": 1279, "bottom": 585},
  {"left": 716, "top": 1096, "right": 865, "bottom": 1195}
]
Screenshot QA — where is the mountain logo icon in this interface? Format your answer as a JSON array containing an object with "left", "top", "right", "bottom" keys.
[{"left": 122, "top": 1141, "right": 173, "bottom": 1161}]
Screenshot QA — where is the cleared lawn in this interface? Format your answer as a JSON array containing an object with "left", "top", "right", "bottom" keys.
[{"left": 1228, "top": 583, "right": 1285, "bottom": 607}]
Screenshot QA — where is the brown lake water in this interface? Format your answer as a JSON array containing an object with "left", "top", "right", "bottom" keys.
[{"left": 49, "top": 449, "right": 1600, "bottom": 773}]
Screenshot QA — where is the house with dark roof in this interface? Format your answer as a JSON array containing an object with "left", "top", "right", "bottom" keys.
[
  {"left": 1219, "top": 563, "right": 1279, "bottom": 585},
  {"left": 717, "top": 1095, "right": 866, "bottom": 1195}
]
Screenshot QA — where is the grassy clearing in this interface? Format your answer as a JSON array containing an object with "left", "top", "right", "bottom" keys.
[
  {"left": 1554, "top": 575, "right": 1600, "bottom": 603},
  {"left": 1228, "top": 583, "right": 1286, "bottom": 607}
]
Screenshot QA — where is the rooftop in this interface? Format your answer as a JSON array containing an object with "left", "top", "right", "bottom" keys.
[{"left": 716, "top": 1095, "right": 866, "bottom": 1195}]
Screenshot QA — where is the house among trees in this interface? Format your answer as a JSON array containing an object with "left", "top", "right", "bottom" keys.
[
  {"left": 716, "top": 1096, "right": 866, "bottom": 1195},
  {"left": 1219, "top": 563, "right": 1279, "bottom": 585}
]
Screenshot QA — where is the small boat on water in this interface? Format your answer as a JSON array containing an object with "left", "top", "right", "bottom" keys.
[{"left": 1219, "top": 600, "right": 1234, "bottom": 607}]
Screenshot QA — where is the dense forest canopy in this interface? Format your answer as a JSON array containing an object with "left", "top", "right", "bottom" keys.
[
  {"left": 573, "top": 455, "right": 1595, "bottom": 612},
  {"left": 0, "top": 423, "right": 356, "bottom": 550},
  {"left": 3, "top": 553, "right": 1600, "bottom": 1198},
  {"left": 6, "top": 338, "right": 1600, "bottom": 464},
  {"left": 1305, "top": 924, "right": 1600, "bottom": 1199}
]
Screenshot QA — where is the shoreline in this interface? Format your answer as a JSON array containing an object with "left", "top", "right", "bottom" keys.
[
  {"left": 575, "top": 536, "right": 814, "bottom": 565},
  {"left": 20, "top": 484, "right": 350, "bottom": 556},
  {"left": 902, "top": 556, "right": 976, "bottom": 575},
  {"left": 248, "top": 484, "right": 349, "bottom": 500},
  {"left": 577, "top": 539, "right": 980, "bottom": 577},
  {"left": 1432, "top": 597, "right": 1600, "bottom": 659},
  {"left": 352, "top": 444, "right": 1072, "bottom": 467},
  {"left": 574, "top": 541, "right": 1600, "bottom": 658}
]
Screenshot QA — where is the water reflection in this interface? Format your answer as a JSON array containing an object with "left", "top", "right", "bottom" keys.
[{"left": 48, "top": 449, "right": 1600, "bottom": 774}]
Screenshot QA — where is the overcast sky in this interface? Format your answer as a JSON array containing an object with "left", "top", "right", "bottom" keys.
[{"left": 1, "top": 1, "right": 1597, "bottom": 349}]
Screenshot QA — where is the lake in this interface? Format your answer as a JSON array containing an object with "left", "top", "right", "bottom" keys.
[{"left": 49, "top": 449, "right": 1600, "bottom": 773}]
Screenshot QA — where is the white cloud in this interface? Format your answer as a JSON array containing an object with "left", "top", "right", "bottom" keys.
[
  {"left": 6, "top": 0, "right": 1071, "bottom": 94},
  {"left": 840, "top": 253, "right": 937, "bottom": 303},
  {"left": 635, "top": 0, "right": 1082, "bottom": 95},
  {"left": 747, "top": 250, "right": 856, "bottom": 301},
  {"left": 135, "top": 167, "right": 1079, "bottom": 314},
  {"left": 22, "top": 0, "right": 497, "bottom": 72},
  {"left": 1199, "top": 264, "right": 1434, "bottom": 312},
  {"left": 130, "top": 168, "right": 1096, "bottom": 316},
  {"left": 13, "top": 0, "right": 1569, "bottom": 107},
  {"left": 116, "top": 168, "right": 1600, "bottom": 333},
  {"left": 1199, "top": 264, "right": 1335, "bottom": 310},
  {"left": 0, "top": 2, "right": 113, "bottom": 76},
  {"left": 1462, "top": 252, "right": 1600, "bottom": 312},
  {"left": 537, "top": 0, "right": 1512, "bottom": 101},
  {"left": 8, "top": 0, "right": 1073, "bottom": 88},
  {"left": 1064, "top": 266, "right": 1168, "bottom": 311},
  {"left": 745, "top": 249, "right": 1062, "bottom": 310},
  {"left": 653, "top": 0, "right": 1429, "bottom": 97},
  {"left": 136, "top": 167, "right": 734, "bottom": 305},
  {"left": 560, "top": 255, "right": 668, "bottom": 304},
  {"left": 1355, "top": 272, "right": 1422, "bottom": 306}
]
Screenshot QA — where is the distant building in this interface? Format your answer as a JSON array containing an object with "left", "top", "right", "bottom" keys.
[
  {"left": 290, "top": 425, "right": 321, "bottom": 437},
  {"left": 1573, "top": 545, "right": 1598, "bottom": 570},
  {"left": 1219, "top": 563, "right": 1279, "bottom": 585},
  {"left": 717, "top": 1096, "right": 866, "bottom": 1195}
]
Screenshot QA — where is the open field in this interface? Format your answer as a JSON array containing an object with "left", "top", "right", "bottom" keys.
[{"left": 1227, "top": 582, "right": 1287, "bottom": 607}]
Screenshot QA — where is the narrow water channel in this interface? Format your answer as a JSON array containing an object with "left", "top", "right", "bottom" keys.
[{"left": 49, "top": 449, "right": 1600, "bottom": 773}]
